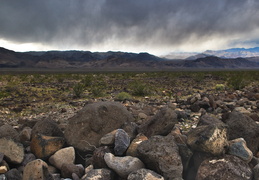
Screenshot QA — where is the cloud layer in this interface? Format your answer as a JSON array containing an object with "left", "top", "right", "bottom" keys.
[{"left": 0, "top": 0, "right": 259, "bottom": 54}]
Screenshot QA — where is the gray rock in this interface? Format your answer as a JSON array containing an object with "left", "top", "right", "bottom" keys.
[
  {"left": 197, "top": 114, "right": 224, "bottom": 126},
  {"left": 23, "top": 159, "right": 53, "bottom": 180},
  {"left": 222, "top": 111, "right": 259, "bottom": 154},
  {"left": 114, "top": 129, "right": 130, "bottom": 156},
  {"left": 128, "top": 168, "right": 164, "bottom": 180},
  {"left": 99, "top": 130, "right": 116, "bottom": 146},
  {"left": 253, "top": 164, "right": 259, "bottom": 180},
  {"left": 82, "top": 168, "right": 114, "bottom": 180},
  {"left": 137, "top": 135, "right": 183, "bottom": 180},
  {"left": 5, "top": 168, "right": 22, "bottom": 180},
  {"left": 138, "top": 106, "right": 178, "bottom": 137},
  {"left": 65, "top": 102, "right": 134, "bottom": 152},
  {"left": 187, "top": 123, "right": 228, "bottom": 155},
  {"left": 19, "top": 127, "right": 32, "bottom": 143},
  {"left": 196, "top": 155, "right": 253, "bottom": 180},
  {"left": 49, "top": 147, "right": 75, "bottom": 170},
  {"left": 21, "top": 153, "right": 36, "bottom": 166},
  {"left": 0, "top": 138, "right": 24, "bottom": 164},
  {"left": 227, "top": 138, "right": 253, "bottom": 163},
  {"left": 104, "top": 153, "right": 145, "bottom": 178},
  {"left": 0, "top": 124, "right": 19, "bottom": 142},
  {"left": 0, "top": 175, "right": 6, "bottom": 180},
  {"left": 31, "top": 119, "right": 64, "bottom": 138}
]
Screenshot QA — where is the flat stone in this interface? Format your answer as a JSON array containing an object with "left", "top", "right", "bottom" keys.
[
  {"left": 187, "top": 123, "right": 228, "bottom": 155},
  {"left": 227, "top": 138, "right": 253, "bottom": 163},
  {"left": 30, "top": 134, "right": 65, "bottom": 159},
  {"left": 99, "top": 130, "right": 117, "bottom": 146},
  {"left": 137, "top": 135, "right": 183, "bottom": 180},
  {"left": 104, "top": 153, "right": 145, "bottom": 178},
  {"left": 23, "top": 159, "right": 53, "bottom": 180},
  {"left": 49, "top": 147, "right": 75, "bottom": 170},
  {"left": 196, "top": 155, "right": 253, "bottom": 180},
  {"left": 128, "top": 168, "right": 164, "bottom": 180},
  {"left": 114, "top": 129, "right": 130, "bottom": 156},
  {"left": 0, "top": 138, "right": 24, "bottom": 164}
]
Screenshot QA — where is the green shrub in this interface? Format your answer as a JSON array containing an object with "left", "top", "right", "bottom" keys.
[
  {"left": 227, "top": 73, "right": 249, "bottom": 90},
  {"left": 115, "top": 92, "right": 132, "bottom": 101},
  {"left": 73, "top": 83, "right": 84, "bottom": 98},
  {"left": 91, "top": 87, "right": 105, "bottom": 97},
  {"left": 215, "top": 84, "right": 225, "bottom": 91},
  {"left": 130, "top": 81, "right": 152, "bottom": 96}
]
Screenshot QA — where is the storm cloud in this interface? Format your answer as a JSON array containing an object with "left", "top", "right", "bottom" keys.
[{"left": 0, "top": 0, "right": 259, "bottom": 54}]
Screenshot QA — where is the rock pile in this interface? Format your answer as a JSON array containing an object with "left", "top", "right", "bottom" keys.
[{"left": 0, "top": 95, "right": 259, "bottom": 179}]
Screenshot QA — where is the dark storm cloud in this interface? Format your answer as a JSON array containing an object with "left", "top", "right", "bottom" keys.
[{"left": 0, "top": 0, "right": 259, "bottom": 51}]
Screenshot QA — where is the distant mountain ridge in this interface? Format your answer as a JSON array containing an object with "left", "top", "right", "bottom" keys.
[
  {"left": 204, "top": 47, "right": 259, "bottom": 58},
  {"left": 0, "top": 47, "right": 259, "bottom": 69}
]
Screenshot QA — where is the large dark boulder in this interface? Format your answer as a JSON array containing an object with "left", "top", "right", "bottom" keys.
[
  {"left": 196, "top": 155, "right": 252, "bottom": 180},
  {"left": 222, "top": 111, "right": 259, "bottom": 154},
  {"left": 64, "top": 102, "right": 134, "bottom": 152},
  {"left": 137, "top": 134, "right": 183, "bottom": 180},
  {"left": 138, "top": 106, "right": 178, "bottom": 137}
]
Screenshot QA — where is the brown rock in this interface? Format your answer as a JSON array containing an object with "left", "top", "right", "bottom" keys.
[
  {"left": 196, "top": 155, "right": 253, "bottom": 180},
  {"left": 30, "top": 134, "right": 65, "bottom": 159},
  {"left": 99, "top": 130, "right": 117, "bottom": 146},
  {"left": 64, "top": 102, "right": 134, "bottom": 152},
  {"left": 61, "top": 163, "right": 84, "bottom": 178},
  {"left": 92, "top": 146, "right": 112, "bottom": 169},
  {"left": 23, "top": 159, "right": 53, "bottom": 180},
  {"left": 126, "top": 133, "right": 148, "bottom": 157}
]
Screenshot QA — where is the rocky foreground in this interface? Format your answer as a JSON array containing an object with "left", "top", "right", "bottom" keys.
[{"left": 1, "top": 87, "right": 259, "bottom": 180}]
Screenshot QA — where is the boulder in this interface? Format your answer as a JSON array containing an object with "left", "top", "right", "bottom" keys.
[
  {"left": 227, "top": 138, "right": 253, "bottom": 163},
  {"left": 197, "top": 114, "right": 224, "bottom": 127},
  {"left": 30, "top": 134, "right": 65, "bottom": 159},
  {"left": 137, "top": 135, "right": 183, "bottom": 180},
  {"left": 31, "top": 119, "right": 63, "bottom": 138},
  {"left": 114, "top": 129, "right": 130, "bottom": 156},
  {"left": 128, "top": 168, "right": 164, "bottom": 180},
  {"left": 0, "top": 138, "right": 24, "bottom": 164},
  {"left": 187, "top": 123, "right": 228, "bottom": 155},
  {"left": 64, "top": 102, "right": 134, "bottom": 152},
  {"left": 196, "top": 155, "right": 253, "bottom": 180},
  {"left": 49, "top": 147, "right": 75, "bottom": 170},
  {"left": 104, "top": 153, "right": 145, "bottom": 178},
  {"left": 222, "top": 111, "right": 259, "bottom": 154},
  {"left": 0, "top": 124, "right": 19, "bottom": 142},
  {"left": 82, "top": 168, "right": 115, "bottom": 180},
  {"left": 138, "top": 106, "right": 178, "bottom": 137},
  {"left": 23, "top": 159, "right": 53, "bottom": 180}
]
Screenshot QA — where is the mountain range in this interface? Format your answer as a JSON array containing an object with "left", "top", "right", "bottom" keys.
[
  {"left": 164, "top": 47, "right": 259, "bottom": 60},
  {"left": 0, "top": 47, "right": 259, "bottom": 70}
]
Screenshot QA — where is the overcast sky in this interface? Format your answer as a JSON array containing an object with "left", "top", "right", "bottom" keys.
[{"left": 0, "top": 0, "right": 259, "bottom": 55}]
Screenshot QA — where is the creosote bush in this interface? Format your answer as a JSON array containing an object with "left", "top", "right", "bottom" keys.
[
  {"left": 115, "top": 92, "right": 132, "bottom": 101},
  {"left": 73, "top": 83, "right": 84, "bottom": 98},
  {"left": 130, "top": 80, "right": 152, "bottom": 97}
]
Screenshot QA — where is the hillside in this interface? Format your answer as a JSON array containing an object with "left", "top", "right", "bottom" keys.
[{"left": 0, "top": 47, "right": 259, "bottom": 69}]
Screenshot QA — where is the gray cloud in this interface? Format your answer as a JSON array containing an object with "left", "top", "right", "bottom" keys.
[{"left": 0, "top": 0, "right": 259, "bottom": 53}]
